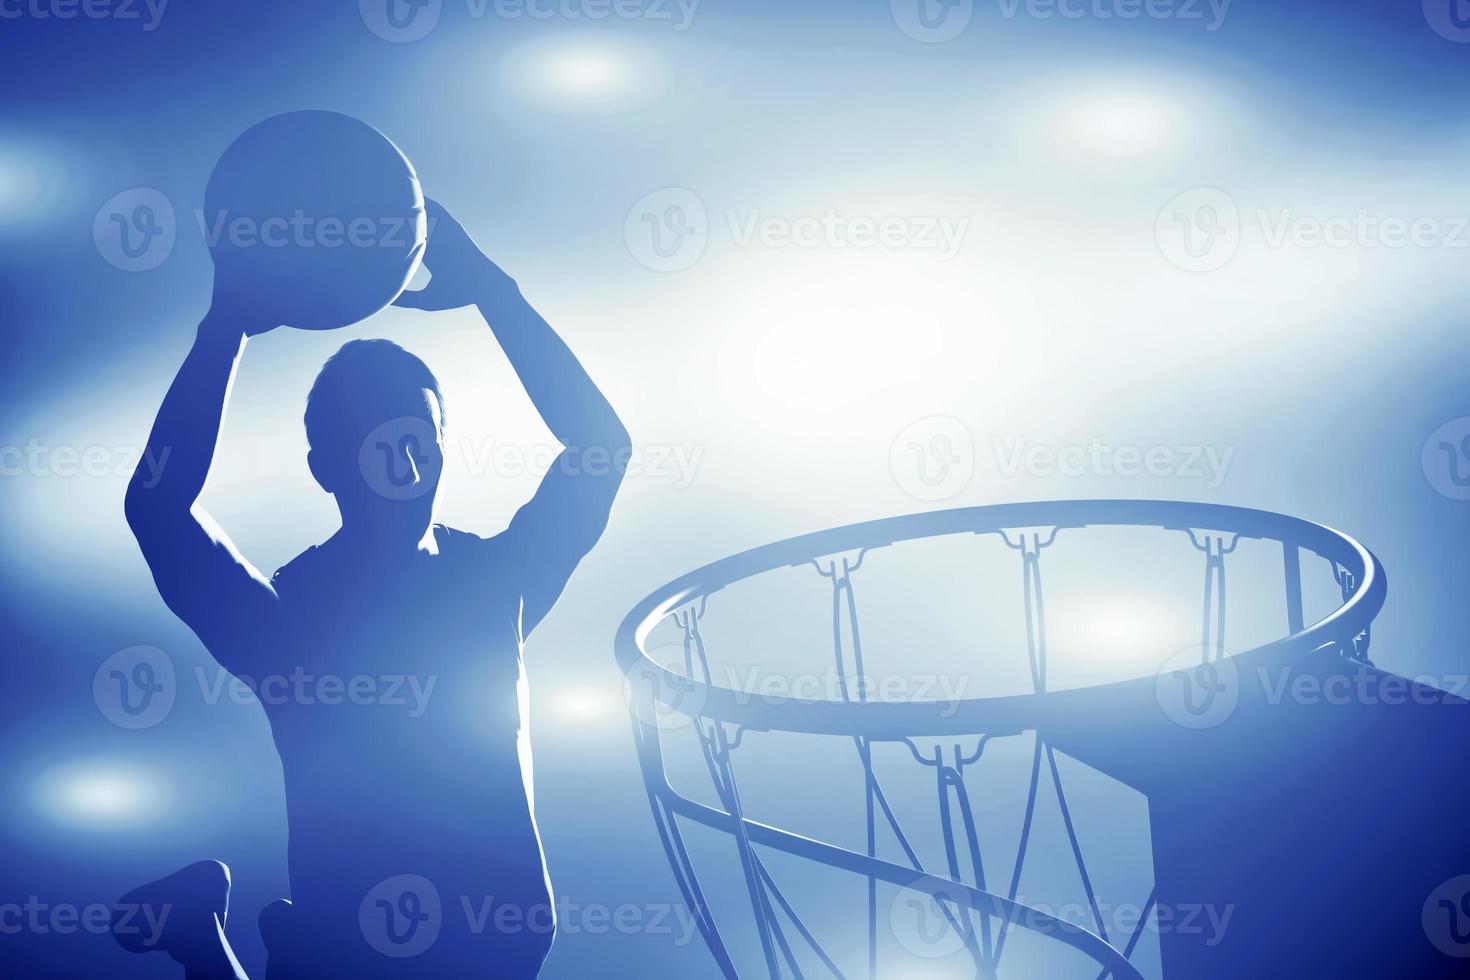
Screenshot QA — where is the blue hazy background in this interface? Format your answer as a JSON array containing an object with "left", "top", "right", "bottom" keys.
[{"left": 4, "top": 0, "right": 1470, "bottom": 977}]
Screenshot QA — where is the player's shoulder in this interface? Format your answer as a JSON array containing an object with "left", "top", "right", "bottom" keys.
[
  {"left": 268, "top": 526, "right": 515, "bottom": 591},
  {"left": 433, "top": 523, "right": 523, "bottom": 579},
  {"left": 270, "top": 542, "right": 326, "bottom": 595},
  {"left": 433, "top": 523, "right": 511, "bottom": 563},
  {"left": 432, "top": 524, "right": 487, "bottom": 551}
]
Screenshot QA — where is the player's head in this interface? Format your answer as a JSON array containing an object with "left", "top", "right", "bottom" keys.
[{"left": 305, "top": 339, "right": 445, "bottom": 539}]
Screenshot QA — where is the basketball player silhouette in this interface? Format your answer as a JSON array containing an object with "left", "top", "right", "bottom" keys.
[{"left": 116, "top": 198, "right": 629, "bottom": 978}]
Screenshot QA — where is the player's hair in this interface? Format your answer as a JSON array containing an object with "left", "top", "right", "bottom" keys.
[{"left": 304, "top": 339, "right": 444, "bottom": 464}]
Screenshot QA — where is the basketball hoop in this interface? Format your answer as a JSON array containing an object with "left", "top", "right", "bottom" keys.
[{"left": 617, "top": 500, "right": 1385, "bottom": 979}]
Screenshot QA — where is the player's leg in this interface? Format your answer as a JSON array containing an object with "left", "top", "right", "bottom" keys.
[
  {"left": 111, "top": 860, "right": 250, "bottom": 980},
  {"left": 256, "top": 898, "right": 296, "bottom": 980}
]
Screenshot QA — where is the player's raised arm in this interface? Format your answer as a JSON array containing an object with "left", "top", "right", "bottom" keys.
[
  {"left": 395, "top": 199, "right": 630, "bottom": 636},
  {"left": 125, "top": 290, "right": 281, "bottom": 664}
]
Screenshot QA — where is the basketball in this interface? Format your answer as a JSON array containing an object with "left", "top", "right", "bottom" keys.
[{"left": 203, "top": 110, "right": 426, "bottom": 330}]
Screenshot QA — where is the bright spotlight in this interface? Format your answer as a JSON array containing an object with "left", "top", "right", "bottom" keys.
[
  {"left": 33, "top": 761, "right": 170, "bottom": 832},
  {"left": 545, "top": 49, "right": 627, "bottom": 96},
  {"left": 1048, "top": 592, "right": 1195, "bottom": 682},
  {"left": 501, "top": 37, "right": 662, "bottom": 112},
  {"left": 0, "top": 136, "right": 72, "bottom": 230},
  {"left": 0, "top": 153, "right": 22, "bottom": 211},
  {"left": 64, "top": 773, "right": 143, "bottom": 816},
  {"left": 1085, "top": 606, "right": 1159, "bottom": 651},
  {"left": 545, "top": 687, "right": 618, "bottom": 723},
  {"left": 1053, "top": 89, "right": 1183, "bottom": 161}
]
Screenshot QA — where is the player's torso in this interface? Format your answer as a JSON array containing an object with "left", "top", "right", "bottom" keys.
[{"left": 254, "top": 528, "right": 551, "bottom": 947}]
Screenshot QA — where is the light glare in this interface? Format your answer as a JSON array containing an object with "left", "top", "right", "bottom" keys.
[
  {"left": 546, "top": 686, "right": 618, "bottom": 723},
  {"left": 1055, "top": 91, "right": 1181, "bottom": 160},
  {"left": 33, "top": 761, "right": 171, "bottom": 831},
  {"left": 501, "top": 37, "right": 661, "bottom": 112}
]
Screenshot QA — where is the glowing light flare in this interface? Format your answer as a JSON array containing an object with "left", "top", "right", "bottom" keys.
[
  {"left": 32, "top": 760, "right": 173, "bottom": 832},
  {"left": 1085, "top": 606, "right": 1163, "bottom": 651},
  {"left": 545, "top": 48, "right": 627, "bottom": 95},
  {"left": 0, "top": 135, "right": 77, "bottom": 230},
  {"left": 500, "top": 37, "right": 663, "bottom": 112},
  {"left": 1052, "top": 89, "right": 1184, "bottom": 161},
  {"left": 702, "top": 255, "right": 1044, "bottom": 429},
  {"left": 1047, "top": 592, "right": 1198, "bottom": 681},
  {"left": 539, "top": 686, "right": 621, "bottom": 725}
]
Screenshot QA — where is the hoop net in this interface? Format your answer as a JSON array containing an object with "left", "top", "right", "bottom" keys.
[{"left": 616, "top": 501, "right": 1384, "bottom": 979}]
